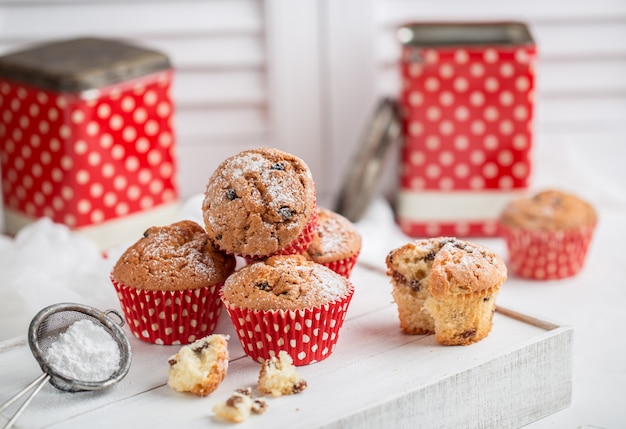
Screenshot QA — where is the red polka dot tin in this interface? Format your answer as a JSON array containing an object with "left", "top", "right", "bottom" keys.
[
  {"left": 396, "top": 23, "right": 536, "bottom": 237},
  {"left": 0, "top": 37, "right": 178, "bottom": 248}
]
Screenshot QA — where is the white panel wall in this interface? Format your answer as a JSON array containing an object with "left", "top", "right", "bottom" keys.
[
  {"left": 0, "top": 0, "right": 270, "bottom": 212},
  {"left": 0, "top": 0, "right": 625, "bottom": 230}
]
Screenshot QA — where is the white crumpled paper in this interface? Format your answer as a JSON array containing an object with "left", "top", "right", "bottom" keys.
[{"left": 0, "top": 196, "right": 207, "bottom": 342}]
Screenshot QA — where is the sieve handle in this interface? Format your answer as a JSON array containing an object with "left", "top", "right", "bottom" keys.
[{"left": 0, "top": 373, "right": 50, "bottom": 429}]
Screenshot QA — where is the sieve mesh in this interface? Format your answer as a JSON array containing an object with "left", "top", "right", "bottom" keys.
[
  {"left": 28, "top": 303, "right": 132, "bottom": 392},
  {"left": 1, "top": 303, "right": 132, "bottom": 429}
]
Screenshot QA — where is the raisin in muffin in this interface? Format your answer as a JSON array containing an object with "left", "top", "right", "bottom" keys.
[
  {"left": 305, "top": 207, "right": 361, "bottom": 278},
  {"left": 499, "top": 189, "right": 597, "bottom": 279},
  {"left": 386, "top": 237, "right": 507, "bottom": 346},
  {"left": 202, "top": 147, "right": 317, "bottom": 259},
  {"left": 258, "top": 351, "right": 307, "bottom": 397},
  {"left": 212, "top": 387, "right": 268, "bottom": 423},
  {"left": 220, "top": 254, "right": 354, "bottom": 365},
  {"left": 167, "top": 334, "right": 229, "bottom": 396},
  {"left": 111, "top": 220, "right": 236, "bottom": 345}
]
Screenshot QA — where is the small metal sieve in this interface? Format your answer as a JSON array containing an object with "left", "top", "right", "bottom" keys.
[{"left": 0, "top": 303, "right": 132, "bottom": 429}]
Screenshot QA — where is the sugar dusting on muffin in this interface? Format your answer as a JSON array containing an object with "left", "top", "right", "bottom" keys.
[
  {"left": 112, "top": 220, "right": 235, "bottom": 291},
  {"left": 202, "top": 148, "right": 317, "bottom": 258},
  {"left": 386, "top": 237, "right": 507, "bottom": 345},
  {"left": 222, "top": 255, "right": 352, "bottom": 311}
]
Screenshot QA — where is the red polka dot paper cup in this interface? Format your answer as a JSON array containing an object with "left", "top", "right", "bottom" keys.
[
  {"left": 499, "top": 223, "right": 596, "bottom": 280},
  {"left": 275, "top": 204, "right": 319, "bottom": 256},
  {"left": 220, "top": 284, "right": 355, "bottom": 366},
  {"left": 319, "top": 251, "right": 360, "bottom": 279},
  {"left": 111, "top": 276, "right": 224, "bottom": 345}
]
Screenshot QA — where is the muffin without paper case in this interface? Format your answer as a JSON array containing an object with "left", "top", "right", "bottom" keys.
[
  {"left": 220, "top": 254, "right": 354, "bottom": 365},
  {"left": 386, "top": 237, "right": 507, "bottom": 346},
  {"left": 167, "top": 334, "right": 230, "bottom": 396},
  {"left": 111, "top": 220, "right": 236, "bottom": 345},
  {"left": 202, "top": 147, "right": 318, "bottom": 259},
  {"left": 499, "top": 189, "right": 597, "bottom": 280}
]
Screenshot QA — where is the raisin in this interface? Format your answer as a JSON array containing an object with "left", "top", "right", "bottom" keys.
[
  {"left": 458, "top": 329, "right": 476, "bottom": 339},
  {"left": 392, "top": 272, "right": 407, "bottom": 285},
  {"left": 192, "top": 342, "right": 209, "bottom": 354},
  {"left": 483, "top": 296, "right": 491, "bottom": 302},
  {"left": 216, "top": 234, "right": 222, "bottom": 241},
  {"left": 235, "top": 387, "right": 252, "bottom": 397},
  {"left": 409, "top": 279, "right": 421, "bottom": 292},
  {"left": 256, "top": 281, "right": 272, "bottom": 292},
  {"left": 292, "top": 379, "right": 308, "bottom": 393},
  {"left": 270, "top": 162, "right": 285, "bottom": 170},
  {"left": 168, "top": 358, "right": 177, "bottom": 366},
  {"left": 251, "top": 398, "right": 268, "bottom": 414},
  {"left": 424, "top": 252, "right": 436, "bottom": 261},
  {"left": 226, "top": 395, "right": 244, "bottom": 407},
  {"left": 278, "top": 206, "right": 293, "bottom": 220},
  {"left": 225, "top": 188, "right": 238, "bottom": 200}
]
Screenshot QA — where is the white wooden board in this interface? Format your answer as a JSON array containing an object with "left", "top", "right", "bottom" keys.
[{"left": 0, "top": 264, "right": 572, "bottom": 429}]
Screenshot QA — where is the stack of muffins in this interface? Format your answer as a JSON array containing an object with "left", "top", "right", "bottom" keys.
[{"left": 111, "top": 147, "right": 361, "bottom": 365}]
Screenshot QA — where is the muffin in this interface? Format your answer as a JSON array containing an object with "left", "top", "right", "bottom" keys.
[
  {"left": 111, "top": 220, "right": 236, "bottom": 345},
  {"left": 386, "top": 237, "right": 507, "bottom": 346},
  {"left": 220, "top": 254, "right": 354, "bottom": 365},
  {"left": 258, "top": 350, "right": 307, "bottom": 397},
  {"left": 499, "top": 189, "right": 597, "bottom": 280},
  {"left": 305, "top": 208, "right": 361, "bottom": 278},
  {"left": 202, "top": 147, "right": 318, "bottom": 259},
  {"left": 167, "top": 334, "right": 229, "bottom": 396}
]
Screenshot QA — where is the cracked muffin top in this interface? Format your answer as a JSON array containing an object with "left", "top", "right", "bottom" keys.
[
  {"left": 221, "top": 255, "right": 352, "bottom": 311},
  {"left": 202, "top": 147, "right": 316, "bottom": 258},
  {"left": 386, "top": 237, "right": 507, "bottom": 299},
  {"left": 499, "top": 189, "right": 597, "bottom": 231},
  {"left": 305, "top": 208, "right": 361, "bottom": 264},
  {"left": 112, "top": 220, "right": 236, "bottom": 291}
]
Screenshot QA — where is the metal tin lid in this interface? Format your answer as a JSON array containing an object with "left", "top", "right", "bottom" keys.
[
  {"left": 334, "top": 98, "right": 401, "bottom": 223},
  {"left": 0, "top": 37, "right": 171, "bottom": 92},
  {"left": 397, "top": 22, "right": 534, "bottom": 47}
]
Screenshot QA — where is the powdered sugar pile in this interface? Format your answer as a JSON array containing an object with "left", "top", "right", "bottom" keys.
[{"left": 45, "top": 319, "right": 121, "bottom": 382}]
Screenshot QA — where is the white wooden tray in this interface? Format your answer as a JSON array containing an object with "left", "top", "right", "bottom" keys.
[{"left": 0, "top": 264, "right": 572, "bottom": 429}]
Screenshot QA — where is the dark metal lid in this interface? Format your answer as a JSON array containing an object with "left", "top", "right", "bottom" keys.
[
  {"left": 334, "top": 98, "right": 401, "bottom": 223},
  {"left": 397, "top": 22, "right": 534, "bottom": 47},
  {"left": 0, "top": 37, "right": 171, "bottom": 92}
]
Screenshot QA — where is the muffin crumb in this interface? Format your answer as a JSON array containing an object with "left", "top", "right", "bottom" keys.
[
  {"left": 258, "top": 351, "right": 308, "bottom": 397},
  {"left": 167, "top": 334, "right": 229, "bottom": 396},
  {"left": 212, "top": 387, "right": 268, "bottom": 423}
]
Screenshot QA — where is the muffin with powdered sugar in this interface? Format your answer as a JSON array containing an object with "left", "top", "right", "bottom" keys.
[
  {"left": 221, "top": 254, "right": 354, "bottom": 365},
  {"left": 111, "top": 220, "right": 236, "bottom": 345},
  {"left": 202, "top": 147, "right": 317, "bottom": 260}
]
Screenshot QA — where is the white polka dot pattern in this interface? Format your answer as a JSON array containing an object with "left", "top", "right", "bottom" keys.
[
  {"left": 0, "top": 71, "right": 177, "bottom": 228},
  {"left": 221, "top": 285, "right": 355, "bottom": 366},
  {"left": 398, "top": 44, "right": 535, "bottom": 237},
  {"left": 112, "top": 277, "right": 223, "bottom": 346},
  {"left": 500, "top": 223, "right": 596, "bottom": 280}
]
